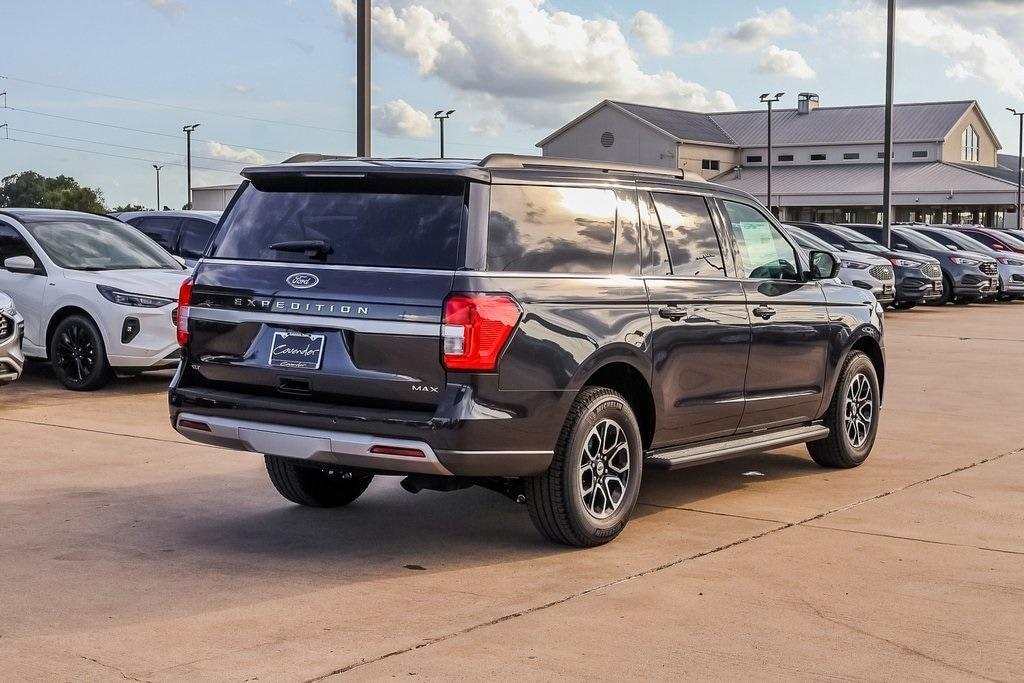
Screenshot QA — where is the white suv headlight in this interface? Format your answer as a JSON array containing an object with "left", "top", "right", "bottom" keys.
[
  {"left": 96, "top": 285, "right": 175, "bottom": 308},
  {"left": 840, "top": 260, "right": 870, "bottom": 270}
]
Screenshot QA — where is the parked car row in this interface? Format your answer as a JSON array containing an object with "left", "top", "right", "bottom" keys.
[{"left": 0, "top": 209, "right": 193, "bottom": 390}]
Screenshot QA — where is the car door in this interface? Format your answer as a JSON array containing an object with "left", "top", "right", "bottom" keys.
[
  {"left": 718, "top": 200, "right": 832, "bottom": 430},
  {"left": 0, "top": 222, "right": 50, "bottom": 349},
  {"left": 641, "top": 189, "right": 750, "bottom": 447}
]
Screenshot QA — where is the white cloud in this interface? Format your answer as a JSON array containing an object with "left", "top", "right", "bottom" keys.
[
  {"left": 630, "top": 10, "right": 673, "bottom": 57},
  {"left": 837, "top": 2, "right": 1024, "bottom": 100},
  {"left": 372, "top": 99, "right": 434, "bottom": 138},
  {"left": 145, "top": 0, "right": 183, "bottom": 17},
  {"left": 331, "top": 0, "right": 735, "bottom": 128},
  {"left": 228, "top": 84, "right": 253, "bottom": 94},
  {"left": 685, "top": 8, "right": 811, "bottom": 53},
  {"left": 206, "top": 141, "right": 268, "bottom": 165},
  {"left": 755, "top": 45, "right": 817, "bottom": 80}
]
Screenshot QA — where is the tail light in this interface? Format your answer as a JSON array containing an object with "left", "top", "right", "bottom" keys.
[
  {"left": 442, "top": 293, "right": 521, "bottom": 371},
  {"left": 176, "top": 278, "right": 192, "bottom": 346}
]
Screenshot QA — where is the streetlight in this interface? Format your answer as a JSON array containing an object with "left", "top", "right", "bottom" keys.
[
  {"left": 182, "top": 123, "right": 200, "bottom": 209},
  {"left": 1007, "top": 108, "right": 1024, "bottom": 229},
  {"left": 153, "top": 164, "right": 164, "bottom": 210},
  {"left": 434, "top": 109, "right": 455, "bottom": 158},
  {"left": 759, "top": 92, "right": 784, "bottom": 217},
  {"left": 356, "top": 0, "right": 371, "bottom": 157},
  {"left": 881, "top": 0, "right": 896, "bottom": 247}
]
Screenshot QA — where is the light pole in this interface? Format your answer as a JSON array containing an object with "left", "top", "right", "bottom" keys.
[
  {"left": 182, "top": 123, "right": 200, "bottom": 209},
  {"left": 153, "top": 164, "right": 164, "bottom": 210},
  {"left": 1008, "top": 108, "right": 1024, "bottom": 229},
  {"left": 434, "top": 109, "right": 455, "bottom": 158},
  {"left": 759, "top": 92, "right": 784, "bottom": 217},
  {"left": 357, "top": 0, "right": 371, "bottom": 157},
  {"left": 881, "top": 0, "right": 896, "bottom": 247}
]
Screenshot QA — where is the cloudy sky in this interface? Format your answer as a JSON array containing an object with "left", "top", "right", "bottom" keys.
[{"left": 4, "top": 0, "right": 1024, "bottom": 207}]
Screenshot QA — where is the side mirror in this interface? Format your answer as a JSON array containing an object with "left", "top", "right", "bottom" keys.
[
  {"left": 4, "top": 255, "right": 38, "bottom": 274},
  {"left": 173, "top": 255, "right": 187, "bottom": 268},
  {"left": 809, "top": 250, "right": 839, "bottom": 280},
  {"left": 993, "top": 244, "right": 1008, "bottom": 251}
]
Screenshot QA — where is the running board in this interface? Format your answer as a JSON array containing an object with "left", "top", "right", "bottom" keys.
[{"left": 645, "top": 425, "right": 830, "bottom": 471}]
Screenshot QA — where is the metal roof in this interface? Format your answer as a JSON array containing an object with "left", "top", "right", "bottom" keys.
[
  {"left": 715, "top": 162, "right": 1019, "bottom": 197},
  {"left": 710, "top": 101, "right": 976, "bottom": 146},
  {"left": 611, "top": 102, "right": 735, "bottom": 145}
]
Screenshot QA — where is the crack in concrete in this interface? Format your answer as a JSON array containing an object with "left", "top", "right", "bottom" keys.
[
  {"left": 80, "top": 655, "right": 151, "bottom": 683},
  {"left": 306, "top": 445, "right": 1022, "bottom": 681},
  {"left": 799, "top": 600, "right": 1006, "bottom": 682},
  {"left": 0, "top": 416, "right": 204, "bottom": 449},
  {"left": 802, "top": 524, "right": 1024, "bottom": 556}
]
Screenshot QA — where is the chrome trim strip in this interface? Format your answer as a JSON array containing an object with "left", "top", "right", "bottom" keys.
[
  {"left": 436, "top": 449, "right": 554, "bottom": 456},
  {"left": 200, "top": 259, "right": 455, "bottom": 276},
  {"left": 188, "top": 307, "right": 441, "bottom": 336},
  {"left": 176, "top": 413, "right": 454, "bottom": 476}
]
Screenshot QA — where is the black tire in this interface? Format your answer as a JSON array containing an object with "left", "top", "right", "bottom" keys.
[
  {"left": 49, "top": 315, "right": 113, "bottom": 391},
  {"left": 807, "top": 351, "right": 880, "bottom": 469},
  {"left": 891, "top": 300, "right": 917, "bottom": 310},
  {"left": 265, "top": 455, "right": 373, "bottom": 507},
  {"left": 526, "top": 387, "right": 643, "bottom": 547},
  {"left": 936, "top": 274, "right": 954, "bottom": 305}
]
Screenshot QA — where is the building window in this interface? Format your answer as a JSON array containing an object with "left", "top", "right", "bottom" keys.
[
  {"left": 877, "top": 151, "right": 894, "bottom": 159},
  {"left": 600, "top": 131, "right": 615, "bottom": 148},
  {"left": 912, "top": 150, "right": 928, "bottom": 158},
  {"left": 843, "top": 153, "right": 860, "bottom": 160},
  {"left": 778, "top": 154, "right": 794, "bottom": 162},
  {"left": 746, "top": 155, "right": 763, "bottom": 163},
  {"left": 701, "top": 159, "right": 720, "bottom": 171},
  {"left": 962, "top": 125, "right": 980, "bottom": 162},
  {"left": 810, "top": 153, "right": 827, "bottom": 161}
]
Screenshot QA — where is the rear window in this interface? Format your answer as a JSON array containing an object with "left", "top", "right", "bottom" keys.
[
  {"left": 210, "top": 177, "right": 466, "bottom": 269},
  {"left": 486, "top": 185, "right": 617, "bottom": 273}
]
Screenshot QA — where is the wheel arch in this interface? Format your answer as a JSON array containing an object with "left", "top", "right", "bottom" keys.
[
  {"left": 45, "top": 305, "right": 101, "bottom": 359},
  {"left": 848, "top": 333, "right": 885, "bottom": 401},
  {"left": 579, "top": 360, "right": 656, "bottom": 451}
]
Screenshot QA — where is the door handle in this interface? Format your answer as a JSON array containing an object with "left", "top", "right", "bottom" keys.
[
  {"left": 752, "top": 305, "right": 777, "bottom": 320},
  {"left": 658, "top": 305, "right": 688, "bottom": 322}
]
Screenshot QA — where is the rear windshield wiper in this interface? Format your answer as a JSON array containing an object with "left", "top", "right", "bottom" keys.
[{"left": 269, "top": 239, "right": 334, "bottom": 259}]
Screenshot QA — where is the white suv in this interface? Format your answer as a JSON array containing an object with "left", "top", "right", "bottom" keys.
[
  {"left": 0, "top": 209, "right": 190, "bottom": 390},
  {"left": 0, "top": 291, "right": 24, "bottom": 386}
]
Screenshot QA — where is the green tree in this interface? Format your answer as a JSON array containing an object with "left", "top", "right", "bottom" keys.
[
  {"left": 111, "top": 203, "right": 148, "bottom": 213},
  {"left": 0, "top": 171, "right": 106, "bottom": 213}
]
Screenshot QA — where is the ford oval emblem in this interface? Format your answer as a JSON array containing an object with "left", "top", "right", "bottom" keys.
[{"left": 286, "top": 272, "right": 319, "bottom": 289}]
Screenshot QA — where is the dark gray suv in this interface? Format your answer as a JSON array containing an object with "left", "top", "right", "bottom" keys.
[{"left": 170, "top": 155, "right": 886, "bottom": 546}]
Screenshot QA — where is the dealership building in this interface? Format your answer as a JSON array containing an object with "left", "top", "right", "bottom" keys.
[{"left": 538, "top": 94, "right": 1021, "bottom": 227}]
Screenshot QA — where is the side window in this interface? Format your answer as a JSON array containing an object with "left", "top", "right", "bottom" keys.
[
  {"left": 178, "top": 218, "right": 216, "bottom": 259},
  {"left": 963, "top": 231, "right": 999, "bottom": 248},
  {"left": 722, "top": 201, "right": 800, "bottom": 280},
  {"left": 613, "top": 190, "right": 640, "bottom": 275},
  {"left": 0, "top": 224, "right": 41, "bottom": 267},
  {"left": 652, "top": 193, "right": 726, "bottom": 277},
  {"left": 487, "top": 185, "right": 617, "bottom": 273},
  {"left": 133, "top": 217, "right": 181, "bottom": 252},
  {"left": 638, "top": 192, "right": 671, "bottom": 276}
]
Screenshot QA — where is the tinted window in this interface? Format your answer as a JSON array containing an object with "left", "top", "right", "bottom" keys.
[
  {"left": 0, "top": 224, "right": 41, "bottom": 267},
  {"left": 133, "top": 217, "right": 181, "bottom": 251},
  {"left": 844, "top": 153, "right": 860, "bottom": 160},
  {"left": 652, "top": 193, "right": 725, "bottom": 277},
  {"left": 639, "top": 192, "right": 671, "bottom": 276},
  {"left": 746, "top": 156, "right": 762, "bottom": 163},
  {"left": 22, "top": 217, "right": 182, "bottom": 271},
  {"left": 810, "top": 154, "right": 827, "bottom": 161},
  {"left": 962, "top": 230, "right": 1002, "bottom": 249},
  {"left": 487, "top": 185, "right": 616, "bottom": 273},
  {"left": 212, "top": 178, "right": 465, "bottom": 269},
  {"left": 723, "top": 201, "right": 799, "bottom": 280},
  {"left": 778, "top": 154, "right": 794, "bottom": 162},
  {"left": 178, "top": 218, "right": 216, "bottom": 258}
]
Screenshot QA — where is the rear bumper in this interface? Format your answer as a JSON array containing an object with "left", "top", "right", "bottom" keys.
[{"left": 169, "top": 383, "right": 563, "bottom": 477}]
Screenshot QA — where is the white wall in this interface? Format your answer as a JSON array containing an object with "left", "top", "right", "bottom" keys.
[
  {"left": 191, "top": 186, "right": 239, "bottom": 211},
  {"left": 541, "top": 106, "right": 678, "bottom": 169},
  {"left": 736, "top": 142, "right": 944, "bottom": 166}
]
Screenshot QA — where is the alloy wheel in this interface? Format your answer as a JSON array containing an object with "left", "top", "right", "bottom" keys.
[
  {"left": 55, "top": 322, "right": 98, "bottom": 384},
  {"left": 578, "top": 418, "right": 631, "bottom": 520},
  {"left": 843, "top": 373, "right": 874, "bottom": 449}
]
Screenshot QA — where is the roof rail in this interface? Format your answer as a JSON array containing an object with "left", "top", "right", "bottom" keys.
[{"left": 478, "top": 154, "right": 707, "bottom": 182}]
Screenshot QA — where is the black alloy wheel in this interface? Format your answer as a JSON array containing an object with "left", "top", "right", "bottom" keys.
[{"left": 50, "top": 315, "right": 113, "bottom": 391}]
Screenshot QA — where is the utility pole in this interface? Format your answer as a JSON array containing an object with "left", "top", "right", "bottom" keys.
[
  {"left": 881, "top": 0, "right": 896, "bottom": 247},
  {"left": 153, "top": 164, "right": 164, "bottom": 210},
  {"left": 357, "top": 0, "right": 371, "bottom": 157},
  {"left": 759, "top": 93, "right": 784, "bottom": 217},
  {"left": 433, "top": 110, "right": 454, "bottom": 158},
  {"left": 182, "top": 124, "right": 199, "bottom": 209},
  {"left": 1008, "top": 108, "right": 1024, "bottom": 229}
]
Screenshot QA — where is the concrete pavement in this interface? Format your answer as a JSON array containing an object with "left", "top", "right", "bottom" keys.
[{"left": 0, "top": 303, "right": 1021, "bottom": 681}]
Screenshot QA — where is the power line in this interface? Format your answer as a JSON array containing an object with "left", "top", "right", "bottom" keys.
[
  {"left": 2, "top": 105, "right": 292, "bottom": 155},
  {"left": 6, "top": 127, "right": 264, "bottom": 166},
  {"left": 1, "top": 73, "right": 355, "bottom": 134},
  {"left": 2, "top": 137, "right": 242, "bottom": 175}
]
